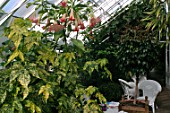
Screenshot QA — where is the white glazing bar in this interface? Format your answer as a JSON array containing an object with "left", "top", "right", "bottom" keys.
[
  {"left": 0, "top": 0, "right": 7, "bottom": 8},
  {"left": 0, "top": 0, "right": 26, "bottom": 25},
  {"left": 99, "top": 0, "right": 118, "bottom": 11}
]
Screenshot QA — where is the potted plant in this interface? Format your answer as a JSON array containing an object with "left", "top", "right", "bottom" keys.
[{"left": 111, "top": 0, "right": 162, "bottom": 112}]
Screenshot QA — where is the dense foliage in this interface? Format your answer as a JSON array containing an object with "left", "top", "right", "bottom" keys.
[
  {"left": 0, "top": 0, "right": 112, "bottom": 113},
  {"left": 81, "top": 0, "right": 164, "bottom": 101},
  {"left": 142, "top": 0, "right": 168, "bottom": 41}
]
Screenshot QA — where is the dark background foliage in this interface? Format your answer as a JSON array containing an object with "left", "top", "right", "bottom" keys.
[{"left": 80, "top": 0, "right": 165, "bottom": 101}]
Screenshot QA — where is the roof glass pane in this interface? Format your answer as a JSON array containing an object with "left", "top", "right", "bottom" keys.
[
  {"left": 0, "top": 0, "right": 134, "bottom": 26},
  {"left": 2, "top": 0, "right": 25, "bottom": 13},
  {"left": 13, "top": 0, "right": 36, "bottom": 18}
]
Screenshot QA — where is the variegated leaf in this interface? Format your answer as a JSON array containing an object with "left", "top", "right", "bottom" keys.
[{"left": 18, "top": 70, "right": 30, "bottom": 88}]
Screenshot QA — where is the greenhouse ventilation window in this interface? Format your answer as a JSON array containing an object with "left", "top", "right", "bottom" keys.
[
  {"left": 90, "top": 0, "right": 133, "bottom": 24},
  {"left": 0, "top": 0, "right": 134, "bottom": 26}
]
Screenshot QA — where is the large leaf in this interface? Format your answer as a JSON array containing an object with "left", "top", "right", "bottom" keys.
[
  {"left": 0, "top": 91, "right": 7, "bottom": 104},
  {"left": 5, "top": 50, "right": 19, "bottom": 66},
  {"left": 18, "top": 50, "right": 24, "bottom": 62},
  {"left": 18, "top": 70, "right": 31, "bottom": 88},
  {"left": 23, "top": 87, "right": 29, "bottom": 100},
  {"left": 29, "top": 69, "right": 40, "bottom": 79},
  {"left": 71, "top": 38, "right": 85, "bottom": 51},
  {"left": 10, "top": 70, "right": 19, "bottom": 82},
  {"left": 38, "top": 84, "right": 53, "bottom": 103},
  {"left": 25, "top": 100, "right": 42, "bottom": 113}
]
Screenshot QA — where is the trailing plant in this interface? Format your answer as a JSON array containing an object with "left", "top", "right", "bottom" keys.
[{"left": 0, "top": 0, "right": 112, "bottom": 113}]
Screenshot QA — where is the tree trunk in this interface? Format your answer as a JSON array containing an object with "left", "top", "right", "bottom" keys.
[{"left": 133, "top": 74, "right": 139, "bottom": 104}]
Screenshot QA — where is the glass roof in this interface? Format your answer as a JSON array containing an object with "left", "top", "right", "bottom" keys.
[{"left": 0, "top": 0, "right": 134, "bottom": 26}]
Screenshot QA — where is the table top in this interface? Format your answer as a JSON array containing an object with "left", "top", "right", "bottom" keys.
[
  {"left": 104, "top": 107, "right": 128, "bottom": 113},
  {"left": 104, "top": 107, "right": 118, "bottom": 113},
  {"left": 103, "top": 102, "right": 128, "bottom": 113}
]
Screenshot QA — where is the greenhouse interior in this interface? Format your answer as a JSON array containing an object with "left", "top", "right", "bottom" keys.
[{"left": 0, "top": 0, "right": 170, "bottom": 113}]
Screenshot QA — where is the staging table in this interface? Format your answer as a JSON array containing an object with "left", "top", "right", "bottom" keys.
[{"left": 103, "top": 102, "right": 128, "bottom": 113}]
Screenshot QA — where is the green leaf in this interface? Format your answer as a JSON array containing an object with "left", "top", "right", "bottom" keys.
[
  {"left": 54, "top": 32, "right": 62, "bottom": 42},
  {"left": 18, "top": 70, "right": 30, "bottom": 88},
  {"left": 38, "top": 84, "right": 52, "bottom": 103},
  {"left": 29, "top": 69, "right": 40, "bottom": 79},
  {"left": 85, "top": 86, "right": 97, "bottom": 97},
  {"left": 35, "top": 106, "right": 41, "bottom": 113},
  {"left": 0, "top": 91, "right": 7, "bottom": 104},
  {"left": 38, "top": 86, "right": 45, "bottom": 95},
  {"left": 14, "top": 35, "right": 22, "bottom": 49},
  {"left": 23, "top": 87, "right": 29, "bottom": 100},
  {"left": 64, "top": 52, "right": 75, "bottom": 62},
  {"left": 75, "top": 4, "right": 87, "bottom": 8},
  {"left": 25, "top": 100, "right": 41, "bottom": 113},
  {"left": 10, "top": 70, "right": 19, "bottom": 82},
  {"left": 13, "top": 100, "right": 23, "bottom": 113},
  {"left": 96, "top": 58, "right": 108, "bottom": 68},
  {"left": 104, "top": 67, "right": 112, "bottom": 80},
  {"left": 95, "top": 92, "right": 106, "bottom": 104},
  {"left": 71, "top": 38, "right": 85, "bottom": 51},
  {"left": 5, "top": 50, "right": 19, "bottom": 66},
  {"left": 18, "top": 50, "right": 24, "bottom": 62}
]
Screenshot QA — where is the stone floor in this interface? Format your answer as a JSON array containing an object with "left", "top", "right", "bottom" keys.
[{"left": 155, "top": 87, "right": 170, "bottom": 113}]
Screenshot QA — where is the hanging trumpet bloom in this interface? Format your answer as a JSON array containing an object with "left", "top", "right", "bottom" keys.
[
  {"left": 77, "top": 18, "right": 85, "bottom": 29},
  {"left": 60, "top": 14, "right": 66, "bottom": 23},
  {"left": 80, "top": 24, "right": 85, "bottom": 29},
  {"left": 74, "top": 21, "right": 79, "bottom": 31},
  {"left": 89, "top": 17, "right": 96, "bottom": 28},
  {"left": 77, "top": 18, "right": 83, "bottom": 26},
  {"left": 60, "top": 0, "right": 67, "bottom": 7},
  {"left": 69, "top": 8, "right": 75, "bottom": 21},
  {"left": 48, "top": 23, "right": 64, "bottom": 32},
  {"left": 96, "top": 17, "right": 101, "bottom": 23},
  {"left": 74, "top": 25, "right": 79, "bottom": 32},
  {"left": 89, "top": 16, "right": 101, "bottom": 28},
  {"left": 29, "top": 17, "right": 39, "bottom": 25}
]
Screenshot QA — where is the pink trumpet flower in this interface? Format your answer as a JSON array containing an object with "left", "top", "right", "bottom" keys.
[
  {"left": 74, "top": 24, "right": 79, "bottom": 32},
  {"left": 77, "top": 18, "right": 85, "bottom": 29},
  {"left": 60, "top": 0, "right": 67, "bottom": 7},
  {"left": 89, "top": 17, "right": 101, "bottom": 28},
  {"left": 80, "top": 24, "right": 85, "bottom": 29},
  {"left": 48, "top": 23, "right": 64, "bottom": 32},
  {"left": 69, "top": 8, "right": 75, "bottom": 21},
  {"left": 96, "top": 17, "right": 101, "bottom": 23},
  {"left": 78, "top": 18, "right": 83, "bottom": 26},
  {"left": 89, "top": 17, "right": 96, "bottom": 28},
  {"left": 29, "top": 17, "right": 39, "bottom": 25},
  {"left": 60, "top": 14, "right": 66, "bottom": 23}
]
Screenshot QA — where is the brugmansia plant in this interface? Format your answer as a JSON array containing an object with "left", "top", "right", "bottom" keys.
[{"left": 0, "top": 0, "right": 111, "bottom": 113}]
